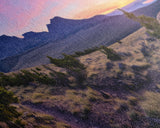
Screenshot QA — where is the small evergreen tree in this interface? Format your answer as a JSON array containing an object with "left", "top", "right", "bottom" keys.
[{"left": 0, "top": 87, "right": 20, "bottom": 123}]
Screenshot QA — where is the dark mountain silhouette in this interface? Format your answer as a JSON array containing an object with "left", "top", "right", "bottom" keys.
[
  {"left": 47, "top": 15, "right": 107, "bottom": 37},
  {"left": 0, "top": 15, "right": 106, "bottom": 61},
  {"left": 0, "top": 0, "right": 160, "bottom": 72}
]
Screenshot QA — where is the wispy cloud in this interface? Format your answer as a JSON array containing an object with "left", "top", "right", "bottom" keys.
[{"left": 143, "top": 0, "right": 155, "bottom": 4}]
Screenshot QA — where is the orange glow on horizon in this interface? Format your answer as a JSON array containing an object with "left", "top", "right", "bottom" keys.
[{"left": 73, "top": 0, "right": 135, "bottom": 19}]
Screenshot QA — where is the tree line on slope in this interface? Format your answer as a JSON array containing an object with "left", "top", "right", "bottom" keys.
[{"left": 119, "top": 9, "right": 160, "bottom": 39}]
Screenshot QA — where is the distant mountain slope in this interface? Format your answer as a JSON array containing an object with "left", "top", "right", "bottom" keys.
[
  {"left": 0, "top": 32, "right": 49, "bottom": 60},
  {"left": 9, "top": 15, "right": 139, "bottom": 72},
  {"left": 1, "top": 0, "right": 160, "bottom": 72},
  {"left": 47, "top": 15, "right": 107, "bottom": 37},
  {"left": 0, "top": 15, "right": 106, "bottom": 60}
]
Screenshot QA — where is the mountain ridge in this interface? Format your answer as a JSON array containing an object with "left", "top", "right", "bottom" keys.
[
  {"left": 0, "top": 15, "right": 107, "bottom": 61},
  {"left": 1, "top": 0, "right": 160, "bottom": 72}
]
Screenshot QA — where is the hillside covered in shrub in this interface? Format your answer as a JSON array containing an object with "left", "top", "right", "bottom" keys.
[{"left": 1, "top": 11, "right": 160, "bottom": 127}]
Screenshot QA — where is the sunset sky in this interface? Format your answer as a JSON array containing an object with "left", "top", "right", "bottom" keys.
[{"left": 0, "top": 0, "right": 156, "bottom": 36}]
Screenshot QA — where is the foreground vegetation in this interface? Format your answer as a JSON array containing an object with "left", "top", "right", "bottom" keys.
[
  {"left": 101, "top": 46, "right": 122, "bottom": 61},
  {"left": 1, "top": 11, "right": 160, "bottom": 127},
  {"left": 0, "top": 87, "right": 21, "bottom": 127},
  {"left": 0, "top": 69, "right": 68, "bottom": 87}
]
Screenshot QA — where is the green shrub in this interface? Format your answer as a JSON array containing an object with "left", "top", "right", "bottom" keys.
[
  {"left": 0, "top": 72, "right": 11, "bottom": 86},
  {"left": 117, "top": 40, "right": 123, "bottom": 44},
  {"left": 120, "top": 9, "right": 160, "bottom": 39},
  {"left": 0, "top": 70, "right": 56, "bottom": 86},
  {"left": 132, "top": 64, "right": 151, "bottom": 71},
  {"left": 72, "top": 47, "right": 100, "bottom": 57},
  {"left": 101, "top": 46, "right": 121, "bottom": 61},
  {"left": 0, "top": 87, "right": 20, "bottom": 122},
  {"left": 47, "top": 54, "right": 85, "bottom": 70},
  {"left": 47, "top": 54, "right": 86, "bottom": 85},
  {"left": 35, "top": 67, "right": 41, "bottom": 71}
]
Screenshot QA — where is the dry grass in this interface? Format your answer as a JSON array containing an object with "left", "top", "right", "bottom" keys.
[
  {"left": 14, "top": 104, "right": 71, "bottom": 128},
  {"left": 140, "top": 91, "right": 160, "bottom": 119},
  {"left": 50, "top": 87, "right": 105, "bottom": 119},
  {"left": 56, "top": 122, "right": 71, "bottom": 128}
]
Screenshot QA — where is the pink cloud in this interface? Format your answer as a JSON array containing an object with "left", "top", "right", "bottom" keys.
[
  {"left": 48, "top": 0, "right": 75, "bottom": 18},
  {"left": 143, "top": 0, "right": 155, "bottom": 4},
  {"left": 0, "top": 0, "right": 52, "bottom": 32},
  {"left": 0, "top": 0, "right": 75, "bottom": 34}
]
